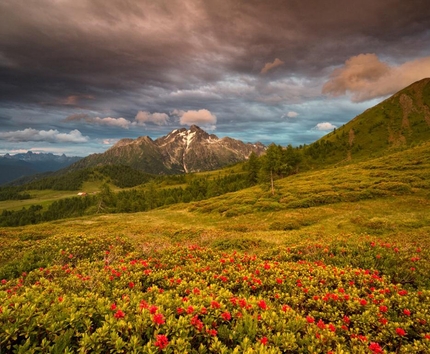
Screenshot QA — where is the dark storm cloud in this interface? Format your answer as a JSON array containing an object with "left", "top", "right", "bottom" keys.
[
  {"left": 2, "top": 0, "right": 428, "bottom": 102},
  {"left": 1, "top": 0, "right": 429, "bottom": 155}
]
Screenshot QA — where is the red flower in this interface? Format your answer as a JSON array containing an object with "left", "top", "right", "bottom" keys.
[
  {"left": 398, "top": 290, "right": 408, "bottom": 296},
  {"left": 258, "top": 300, "right": 268, "bottom": 310},
  {"left": 276, "top": 278, "right": 283, "bottom": 284},
  {"left": 152, "top": 313, "right": 165, "bottom": 325},
  {"left": 281, "top": 305, "right": 290, "bottom": 312},
  {"left": 306, "top": 316, "right": 315, "bottom": 323},
  {"left": 396, "top": 327, "right": 406, "bottom": 336},
  {"left": 379, "top": 305, "right": 388, "bottom": 313},
  {"left": 358, "top": 335, "right": 367, "bottom": 342},
  {"left": 221, "top": 311, "right": 231, "bottom": 321},
  {"left": 186, "top": 306, "right": 194, "bottom": 314},
  {"left": 317, "top": 319, "right": 325, "bottom": 329},
  {"left": 328, "top": 323, "right": 336, "bottom": 332},
  {"left": 260, "top": 337, "right": 268, "bottom": 345},
  {"left": 403, "top": 309, "right": 411, "bottom": 316},
  {"left": 369, "top": 342, "right": 383, "bottom": 353},
  {"left": 128, "top": 282, "right": 135, "bottom": 288},
  {"left": 190, "top": 315, "right": 203, "bottom": 331},
  {"left": 114, "top": 310, "right": 125, "bottom": 319},
  {"left": 379, "top": 317, "right": 388, "bottom": 325},
  {"left": 343, "top": 316, "right": 350, "bottom": 325},
  {"left": 360, "top": 299, "right": 367, "bottom": 306},
  {"left": 154, "top": 334, "right": 169, "bottom": 350},
  {"left": 149, "top": 305, "right": 158, "bottom": 314},
  {"left": 207, "top": 328, "right": 217, "bottom": 336},
  {"left": 211, "top": 301, "right": 220, "bottom": 309}
]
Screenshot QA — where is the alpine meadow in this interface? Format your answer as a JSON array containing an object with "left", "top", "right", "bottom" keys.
[{"left": 1, "top": 78, "right": 430, "bottom": 353}]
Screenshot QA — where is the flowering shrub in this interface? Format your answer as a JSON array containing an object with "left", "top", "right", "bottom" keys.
[{"left": 1, "top": 242, "right": 429, "bottom": 353}]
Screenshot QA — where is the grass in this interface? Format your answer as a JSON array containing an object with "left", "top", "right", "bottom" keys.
[
  {"left": 1, "top": 142, "right": 429, "bottom": 254},
  {"left": 0, "top": 181, "right": 118, "bottom": 212}
]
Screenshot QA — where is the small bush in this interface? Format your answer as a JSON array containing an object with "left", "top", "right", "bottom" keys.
[
  {"left": 376, "top": 182, "right": 412, "bottom": 193},
  {"left": 269, "top": 220, "right": 301, "bottom": 231}
]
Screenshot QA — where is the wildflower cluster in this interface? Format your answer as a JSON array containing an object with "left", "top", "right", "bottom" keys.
[{"left": 0, "top": 245, "right": 429, "bottom": 353}]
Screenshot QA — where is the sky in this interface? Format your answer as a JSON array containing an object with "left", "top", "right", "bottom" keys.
[{"left": 1, "top": 0, "right": 430, "bottom": 157}]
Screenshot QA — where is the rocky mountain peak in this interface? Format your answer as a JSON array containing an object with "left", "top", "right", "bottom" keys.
[{"left": 67, "top": 126, "right": 266, "bottom": 174}]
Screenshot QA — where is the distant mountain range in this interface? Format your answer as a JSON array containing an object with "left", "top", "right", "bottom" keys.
[
  {"left": 0, "top": 152, "right": 81, "bottom": 185},
  {"left": 67, "top": 125, "right": 266, "bottom": 174}
]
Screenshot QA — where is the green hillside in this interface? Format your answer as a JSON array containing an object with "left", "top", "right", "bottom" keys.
[{"left": 305, "top": 78, "right": 430, "bottom": 165}]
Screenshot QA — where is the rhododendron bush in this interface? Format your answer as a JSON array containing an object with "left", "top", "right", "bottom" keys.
[{"left": 1, "top": 241, "right": 430, "bottom": 353}]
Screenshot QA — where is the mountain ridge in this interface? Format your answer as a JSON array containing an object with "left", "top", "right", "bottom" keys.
[
  {"left": 306, "top": 77, "right": 430, "bottom": 165},
  {"left": 67, "top": 125, "right": 266, "bottom": 174},
  {"left": 0, "top": 152, "right": 81, "bottom": 185}
]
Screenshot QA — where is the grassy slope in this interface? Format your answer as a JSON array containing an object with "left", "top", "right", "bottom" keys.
[
  {"left": 309, "top": 78, "right": 430, "bottom": 165},
  {"left": 0, "top": 181, "right": 110, "bottom": 212},
  {"left": 1, "top": 141, "right": 429, "bottom": 268}
]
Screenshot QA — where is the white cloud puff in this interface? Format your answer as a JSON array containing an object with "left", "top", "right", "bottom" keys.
[
  {"left": 135, "top": 111, "right": 169, "bottom": 126},
  {"left": 282, "top": 111, "right": 299, "bottom": 118},
  {"left": 0, "top": 128, "right": 89, "bottom": 143},
  {"left": 65, "top": 114, "right": 131, "bottom": 129},
  {"left": 323, "top": 54, "right": 430, "bottom": 102},
  {"left": 261, "top": 58, "right": 285, "bottom": 74},
  {"left": 173, "top": 109, "right": 217, "bottom": 127},
  {"left": 92, "top": 117, "right": 131, "bottom": 129},
  {"left": 313, "top": 122, "right": 336, "bottom": 131}
]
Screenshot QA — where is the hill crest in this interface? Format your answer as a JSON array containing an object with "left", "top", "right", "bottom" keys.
[{"left": 307, "top": 77, "right": 430, "bottom": 164}]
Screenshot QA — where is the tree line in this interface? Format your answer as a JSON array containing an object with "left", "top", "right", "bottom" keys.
[{"left": 0, "top": 173, "right": 251, "bottom": 227}]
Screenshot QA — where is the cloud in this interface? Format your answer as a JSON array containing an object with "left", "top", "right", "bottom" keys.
[
  {"left": 63, "top": 94, "right": 95, "bottom": 106},
  {"left": 65, "top": 114, "right": 131, "bottom": 129},
  {"left": 92, "top": 117, "right": 131, "bottom": 129},
  {"left": 313, "top": 122, "right": 336, "bottom": 131},
  {"left": 135, "top": 111, "right": 169, "bottom": 126},
  {"left": 173, "top": 109, "right": 217, "bottom": 127},
  {"left": 101, "top": 138, "right": 119, "bottom": 145},
  {"left": 261, "top": 58, "right": 285, "bottom": 74},
  {"left": 323, "top": 54, "right": 430, "bottom": 102},
  {"left": 0, "top": 128, "right": 88, "bottom": 143},
  {"left": 282, "top": 111, "right": 299, "bottom": 118}
]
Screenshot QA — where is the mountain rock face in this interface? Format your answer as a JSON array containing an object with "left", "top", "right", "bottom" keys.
[
  {"left": 68, "top": 125, "right": 266, "bottom": 174},
  {"left": 0, "top": 152, "right": 82, "bottom": 185}
]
